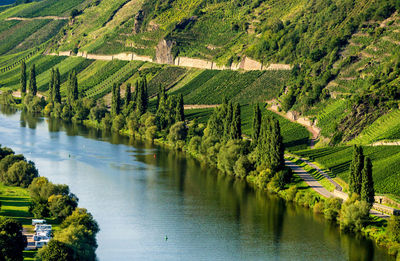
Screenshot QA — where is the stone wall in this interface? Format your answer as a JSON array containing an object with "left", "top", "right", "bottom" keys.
[
  {"left": 86, "top": 54, "right": 113, "bottom": 61},
  {"left": 59, "top": 51, "right": 71, "bottom": 56},
  {"left": 175, "top": 57, "right": 213, "bottom": 69},
  {"left": 263, "top": 63, "right": 292, "bottom": 70},
  {"left": 51, "top": 49, "right": 292, "bottom": 72}
]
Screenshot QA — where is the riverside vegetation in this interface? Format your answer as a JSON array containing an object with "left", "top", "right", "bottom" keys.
[
  {"left": 1, "top": 60, "right": 399, "bottom": 259},
  {"left": 0, "top": 144, "right": 99, "bottom": 261}
]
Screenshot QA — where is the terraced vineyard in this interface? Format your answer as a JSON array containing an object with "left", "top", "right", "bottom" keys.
[
  {"left": 295, "top": 146, "right": 400, "bottom": 196},
  {"left": 85, "top": 61, "right": 143, "bottom": 100},
  {"left": 349, "top": 109, "right": 400, "bottom": 144},
  {"left": 173, "top": 70, "right": 287, "bottom": 105},
  {"left": 315, "top": 99, "right": 348, "bottom": 137},
  {"left": 147, "top": 66, "right": 187, "bottom": 97}
]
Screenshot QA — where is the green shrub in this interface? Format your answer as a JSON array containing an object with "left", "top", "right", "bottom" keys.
[
  {"left": 324, "top": 197, "right": 342, "bottom": 220},
  {"left": 388, "top": 215, "right": 400, "bottom": 243},
  {"left": 339, "top": 197, "right": 370, "bottom": 232}
]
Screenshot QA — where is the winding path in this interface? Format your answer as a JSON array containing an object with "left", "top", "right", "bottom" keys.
[{"left": 5, "top": 16, "right": 68, "bottom": 21}]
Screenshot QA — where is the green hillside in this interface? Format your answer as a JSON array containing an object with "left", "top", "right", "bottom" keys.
[{"left": 0, "top": 0, "right": 399, "bottom": 198}]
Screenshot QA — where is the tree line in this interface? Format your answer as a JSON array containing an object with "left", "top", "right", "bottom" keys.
[{"left": 0, "top": 145, "right": 99, "bottom": 261}]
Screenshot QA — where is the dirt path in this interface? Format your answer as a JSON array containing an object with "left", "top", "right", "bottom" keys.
[
  {"left": 0, "top": 90, "right": 45, "bottom": 99},
  {"left": 5, "top": 16, "right": 68, "bottom": 21},
  {"left": 266, "top": 101, "right": 320, "bottom": 148}
]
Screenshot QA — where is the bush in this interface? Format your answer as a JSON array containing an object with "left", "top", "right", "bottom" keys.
[
  {"left": 388, "top": 215, "right": 400, "bottom": 243},
  {"left": 324, "top": 197, "right": 342, "bottom": 220},
  {"left": 284, "top": 186, "right": 298, "bottom": 201},
  {"left": 0, "top": 217, "right": 27, "bottom": 261},
  {"left": 339, "top": 198, "right": 370, "bottom": 232},
  {"left": 4, "top": 160, "right": 38, "bottom": 188},
  {"left": 168, "top": 122, "right": 187, "bottom": 144},
  {"left": 233, "top": 155, "right": 252, "bottom": 178},
  {"left": 188, "top": 136, "right": 202, "bottom": 153},
  {"left": 37, "top": 240, "right": 74, "bottom": 261},
  {"left": 313, "top": 201, "right": 325, "bottom": 214},
  {"left": 111, "top": 114, "right": 125, "bottom": 131}
]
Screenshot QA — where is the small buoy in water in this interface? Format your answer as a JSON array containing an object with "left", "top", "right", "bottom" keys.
[
  {"left": 165, "top": 235, "right": 168, "bottom": 241},
  {"left": 154, "top": 154, "right": 156, "bottom": 158},
  {"left": 68, "top": 154, "right": 71, "bottom": 158}
]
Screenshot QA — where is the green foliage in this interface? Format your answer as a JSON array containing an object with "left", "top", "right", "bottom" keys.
[
  {"left": 3, "top": 160, "right": 38, "bottom": 188},
  {"left": 167, "top": 121, "right": 187, "bottom": 148},
  {"left": 55, "top": 208, "right": 99, "bottom": 261},
  {"left": 37, "top": 240, "right": 75, "bottom": 261},
  {"left": 349, "top": 145, "right": 364, "bottom": 195},
  {"left": 111, "top": 83, "right": 121, "bottom": 116},
  {"left": 339, "top": 195, "right": 370, "bottom": 232},
  {"left": 0, "top": 216, "right": 27, "bottom": 261},
  {"left": 28, "top": 63, "right": 36, "bottom": 95},
  {"left": 252, "top": 104, "right": 261, "bottom": 143},
  {"left": 323, "top": 197, "right": 342, "bottom": 221},
  {"left": 361, "top": 157, "right": 375, "bottom": 205},
  {"left": 388, "top": 215, "right": 400, "bottom": 243},
  {"left": 20, "top": 60, "right": 26, "bottom": 94},
  {"left": 28, "top": 177, "right": 78, "bottom": 220}
]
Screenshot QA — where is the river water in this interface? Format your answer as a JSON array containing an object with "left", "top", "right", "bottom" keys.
[{"left": 0, "top": 107, "right": 393, "bottom": 260}]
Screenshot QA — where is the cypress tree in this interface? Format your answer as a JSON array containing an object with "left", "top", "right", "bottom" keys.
[
  {"left": 49, "top": 68, "right": 55, "bottom": 103},
  {"left": 125, "top": 83, "right": 132, "bottom": 108},
  {"left": 230, "top": 103, "right": 241, "bottom": 140},
  {"left": 72, "top": 70, "right": 78, "bottom": 101},
  {"left": 136, "top": 78, "right": 147, "bottom": 115},
  {"left": 269, "top": 118, "right": 285, "bottom": 172},
  {"left": 143, "top": 77, "right": 148, "bottom": 111},
  {"left": 111, "top": 83, "right": 121, "bottom": 115},
  {"left": 252, "top": 104, "right": 261, "bottom": 142},
  {"left": 361, "top": 157, "right": 375, "bottom": 205},
  {"left": 54, "top": 68, "right": 61, "bottom": 103},
  {"left": 224, "top": 101, "right": 233, "bottom": 140},
  {"left": 29, "top": 64, "right": 37, "bottom": 96},
  {"left": 175, "top": 93, "right": 184, "bottom": 122},
  {"left": 20, "top": 61, "right": 26, "bottom": 94},
  {"left": 257, "top": 115, "right": 272, "bottom": 167},
  {"left": 349, "top": 145, "right": 364, "bottom": 195}
]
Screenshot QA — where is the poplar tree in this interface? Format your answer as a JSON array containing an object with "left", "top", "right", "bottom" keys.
[
  {"left": 231, "top": 103, "right": 241, "bottom": 140},
  {"left": 49, "top": 68, "right": 55, "bottom": 103},
  {"left": 257, "top": 116, "right": 272, "bottom": 167},
  {"left": 175, "top": 93, "right": 184, "bottom": 122},
  {"left": 136, "top": 78, "right": 147, "bottom": 115},
  {"left": 269, "top": 118, "right": 285, "bottom": 172},
  {"left": 54, "top": 68, "right": 61, "bottom": 103},
  {"left": 72, "top": 70, "right": 78, "bottom": 101},
  {"left": 224, "top": 101, "right": 233, "bottom": 140},
  {"left": 111, "top": 83, "right": 121, "bottom": 115},
  {"left": 361, "top": 157, "right": 375, "bottom": 205},
  {"left": 125, "top": 83, "right": 132, "bottom": 108},
  {"left": 20, "top": 61, "right": 26, "bottom": 94},
  {"left": 349, "top": 145, "right": 364, "bottom": 195},
  {"left": 29, "top": 64, "right": 37, "bottom": 96},
  {"left": 252, "top": 104, "right": 261, "bottom": 142}
]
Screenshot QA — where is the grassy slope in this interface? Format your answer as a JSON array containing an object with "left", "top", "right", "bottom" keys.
[{"left": 294, "top": 146, "right": 400, "bottom": 196}]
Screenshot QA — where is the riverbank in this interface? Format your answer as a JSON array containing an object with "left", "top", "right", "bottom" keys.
[{"left": 2, "top": 92, "right": 399, "bottom": 259}]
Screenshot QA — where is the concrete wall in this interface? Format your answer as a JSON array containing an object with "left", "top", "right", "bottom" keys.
[
  {"left": 132, "top": 53, "right": 153, "bottom": 62},
  {"left": 239, "top": 56, "right": 263, "bottom": 70}
]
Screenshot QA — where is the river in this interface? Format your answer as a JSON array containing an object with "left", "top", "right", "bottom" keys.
[{"left": 0, "top": 106, "right": 393, "bottom": 260}]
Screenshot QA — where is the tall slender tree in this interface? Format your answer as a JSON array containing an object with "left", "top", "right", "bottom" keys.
[
  {"left": 269, "top": 118, "right": 285, "bottom": 172},
  {"left": 361, "top": 157, "right": 375, "bottom": 205},
  {"left": 29, "top": 64, "right": 37, "bottom": 96},
  {"left": 136, "top": 78, "right": 147, "bottom": 115},
  {"left": 175, "top": 93, "right": 184, "bottom": 122},
  {"left": 20, "top": 61, "right": 26, "bottom": 95},
  {"left": 125, "top": 83, "right": 132, "bottom": 108},
  {"left": 49, "top": 68, "right": 55, "bottom": 103},
  {"left": 231, "top": 103, "right": 242, "bottom": 140},
  {"left": 224, "top": 101, "right": 233, "bottom": 140},
  {"left": 111, "top": 83, "right": 121, "bottom": 115},
  {"left": 252, "top": 104, "right": 261, "bottom": 142},
  {"left": 54, "top": 68, "right": 61, "bottom": 103},
  {"left": 349, "top": 145, "right": 364, "bottom": 195}
]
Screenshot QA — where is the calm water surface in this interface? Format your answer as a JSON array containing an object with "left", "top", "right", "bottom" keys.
[{"left": 0, "top": 107, "right": 393, "bottom": 260}]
